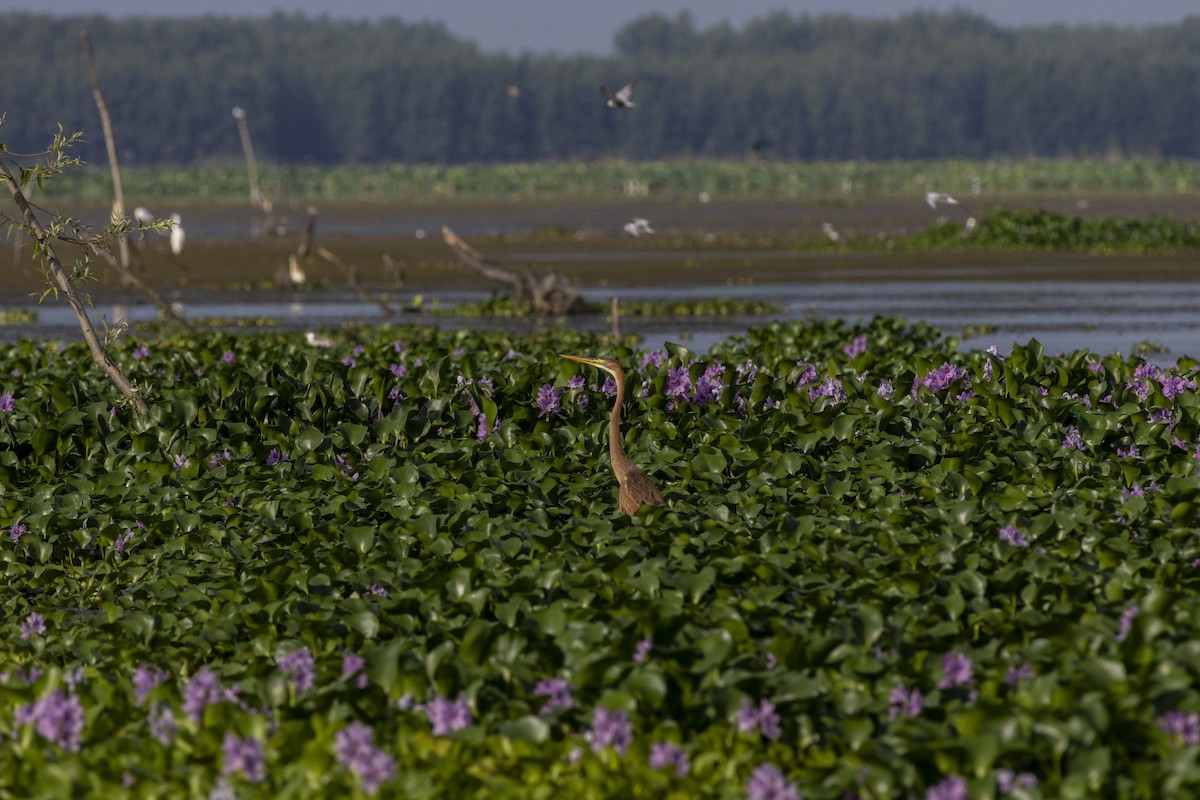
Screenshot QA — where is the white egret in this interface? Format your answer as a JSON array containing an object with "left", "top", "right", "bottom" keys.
[
  {"left": 821, "top": 222, "right": 843, "bottom": 243},
  {"left": 168, "top": 213, "right": 185, "bottom": 255},
  {"left": 304, "top": 331, "right": 335, "bottom": 348},
  {"left": 133, "top": 207, "right": 154, "bottom": 225},
  {"left": 288, "top": 254, "right": 307, "bottom": 287}
]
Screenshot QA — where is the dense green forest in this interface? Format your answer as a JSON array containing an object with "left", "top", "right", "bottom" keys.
[{"left": 2, "top": 10, "right": 1199, "bottom": 165}]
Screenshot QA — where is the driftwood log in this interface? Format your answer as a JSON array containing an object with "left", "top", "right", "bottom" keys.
[{"left": 441, "top": 226, "right": 590, "bottom": 316}]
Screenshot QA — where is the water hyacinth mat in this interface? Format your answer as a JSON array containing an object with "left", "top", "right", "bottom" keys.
[{"left": 2, "top": 316, "right": 1199, "bottom": 799}]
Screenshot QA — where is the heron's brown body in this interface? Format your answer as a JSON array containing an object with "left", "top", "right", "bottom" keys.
[{"left": 559, "top": 354, "right": 664, "bottom": 515}]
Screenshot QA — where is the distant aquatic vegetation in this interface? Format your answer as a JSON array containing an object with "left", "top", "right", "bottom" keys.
[
  {"left": 0, "top": 309, "right": 37, "bottom": 326},
  {"left": 909, "top": 208, "right": 1200, "bottom": 253},
  {"left": 36, "top": 158, "right": 1200, "bottom": 204},
  {"left": 433, "top": 295, "right": 784, "bottom": 319}
]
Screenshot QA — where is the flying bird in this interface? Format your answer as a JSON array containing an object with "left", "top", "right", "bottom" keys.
[
  {"left": 925, "top": 191, "right": 977, "bottom": 230},
  {"left": 559, "top": 354, "right": 664, "bottom": 515},
  {"left": 168, "top": 212, "right": 185, "bottom": 255},
  {"left": 132, "top": 207, "right": 154, "bottom": 225},
  {"left": 623, "top": 218, "right": 654, "bottom": 237},
  {"left": 600, "top": 80, "right": 638, "bottom": 108},
  {"left": 925, "top": 191, "right": 963, "bottom": 210}
]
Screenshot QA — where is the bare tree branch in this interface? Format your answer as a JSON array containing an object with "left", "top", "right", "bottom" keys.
[
  {"left": 0, "top": 157, "right": 148, "bottom": 414},
  {"left": 440, "top": 225, "right": 590, "bottom": 316},
  {"left": 82, "top": 30, "right": 191, "bottom": 331}
]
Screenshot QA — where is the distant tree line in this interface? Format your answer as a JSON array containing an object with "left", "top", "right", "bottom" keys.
[{"left": 2, "top": 10, "right": 1199, "bottom": 165}]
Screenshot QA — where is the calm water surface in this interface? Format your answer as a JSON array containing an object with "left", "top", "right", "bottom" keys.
[{"left": 16, "top": 275, "right": 1199, "bottom": 364}]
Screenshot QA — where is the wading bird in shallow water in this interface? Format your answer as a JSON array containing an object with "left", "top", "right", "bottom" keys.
[
  {"left": 600, "top": 80, "right": 637, "bottom": 108},
  {"left": 559, "top": 354, "right": 664, "bottom": 515}
]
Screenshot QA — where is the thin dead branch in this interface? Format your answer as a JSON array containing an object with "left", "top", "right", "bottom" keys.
[
  {"left": 0, "top": 157, "right": 147, "bottom": 414},
  {"left": 316, "top": 246, "right": 397, "bottom": 316},
  {"left": 83, "top": 30, "right": 190, "bottom": 331}
]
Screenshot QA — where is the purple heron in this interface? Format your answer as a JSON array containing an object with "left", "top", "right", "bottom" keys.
[{"left": 560, "top": 354, "right": 664, "bottom": 515}]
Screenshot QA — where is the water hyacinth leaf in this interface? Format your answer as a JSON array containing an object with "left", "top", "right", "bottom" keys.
[
  {"left": 295, "top": 426, "right": 327, "bottom": 452},
  {"left": 499, "top": 715, "right": 550, "bottom": 744},
  {"left": 366, "top": 640, "right": 405, "bottom": 693},
  {"left": 626, "top": 668, "right": 668, "bottom": 708},
  {"left": 349, "top": 610, "right": 380, "bottom": 639},
  {"left": 691, "top": 628, "right": 734, "bottom": 674},
  {"left": 676, "top": 566, "right": 717, "bottom": 604},
  {"left": 1082, "top": 658, "right": 1127, "bottom": 686},
  {"left": 344, "top": 526, "right": 375, "bottom": 554}
]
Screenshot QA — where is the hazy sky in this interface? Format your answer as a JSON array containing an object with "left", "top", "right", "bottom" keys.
[{"left": 2, "top": 0, "right": 1196, "bottom": 54}]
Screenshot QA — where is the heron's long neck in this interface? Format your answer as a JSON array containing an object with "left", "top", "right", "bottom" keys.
[{"left": 608, "top": 367, "right": 631, "bottom": 477}]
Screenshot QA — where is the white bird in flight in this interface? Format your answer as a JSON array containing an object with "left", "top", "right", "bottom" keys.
[
  {"left": 623, "top": 217, "right": 654, "bottom": 237},
  {"left": 601, "top": 80, "right": 637, "bottom": 108},
  {"left": 132, "top": 207, "right": 154, "bottom": 225},
  {"left": 925, "top": 191, "right": 962, "bottom": 210},
  {"left": 925, "top": 191, "right": 976, "bottom": 231},
  {"left": 168, "top": 212, "right": 185, "bottom": 255}
]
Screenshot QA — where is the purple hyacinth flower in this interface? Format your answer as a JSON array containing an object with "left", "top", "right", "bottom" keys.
[
  {"left": 843, "top": 333, "right": 868, "bottom": 358},
  {"left": 641, "top": 351, "right": 665, "bottom": 370},
  {"left": 534, "top": 677, "right": 574, "bottom": 714},
  {"left": 924, "top": 363, "right": 967, "bottom": 393},
  {"left": 222, "top": 350, "right": 236, "bottom": 364},
  {"left": 16, "top": 690, "right": 84, "bottom": 752},
  {"left": 588, "top": 707, "right": 633, "bottom": 755},
  {"left": 1159, "top": 710, "right": 1200, "bottom": 746},
  {"left": 649, "top": 741, "right": 690, "bottom": 777},
  {"left": 665, "top": 366, "right": 692, "bottom": 400},
  {"left": 0, "top": 392, "right": 14, "bottom": 412},
  {"left": 148, "top": 702, "right": 176, "bottom": 746},
  {"left": 279, "top": 647, "right": 315, "bottom": 693},
  {"left": 694, "top": 362, "right": 726, "bottom": 407},
  {"left": 927, "top": 774, "right": 967, "bottom": 800},
  {"left": 1062, "top": 426, "right": 1086, "bottom": 451},
  {"left": 877, "top": 380, "right": 894, "bottom": 400},
  {"left": 938, "top": 652, "right": 974, "bottom": 689},
  {"left": 1117, "top": 605, "right": 1139, "bottom": 642},
  {"left": 746, "top": 763, "right": 800, "bottom": 800},
  {"left": 134, "top": 665, "right": 168, "bottom": 707},
  {"left": 736, "top": 698, "right": 782, "bottom": 740},
  {"left": 334, "top": 721, "right": 396, "bottom": 796},
  {"left": 1161, "top": 374, "right": 1197, "bottom": 399},
  {"left": 998, "top": 525, "right": 1027, "bottom": 547},
  {"left": 423, "top": 694, "right": 472, "bottom": 735},
  {"left": 887, "top": 684, "right": 924, "bottom": 719},
  {"left": 536, "top": 385, "right": 563, "bottom": 419},
  {"left": 1004, "top": 663, "right": 1035, "bottom": 686},
  {"left": 19, "top": 611, "right": 45, "bottom": 640},
  {"left": 182, "top": 667, "right": 224, "bottom": 723},
  {"left": 9, "top": 522, "right": 27, "bottom": 542},
  {"left": 634, "top": 636, "right": 653, "bottom": 663},
  {"left": 222, "top": 733, "right": 266, "bottom": 783}
]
